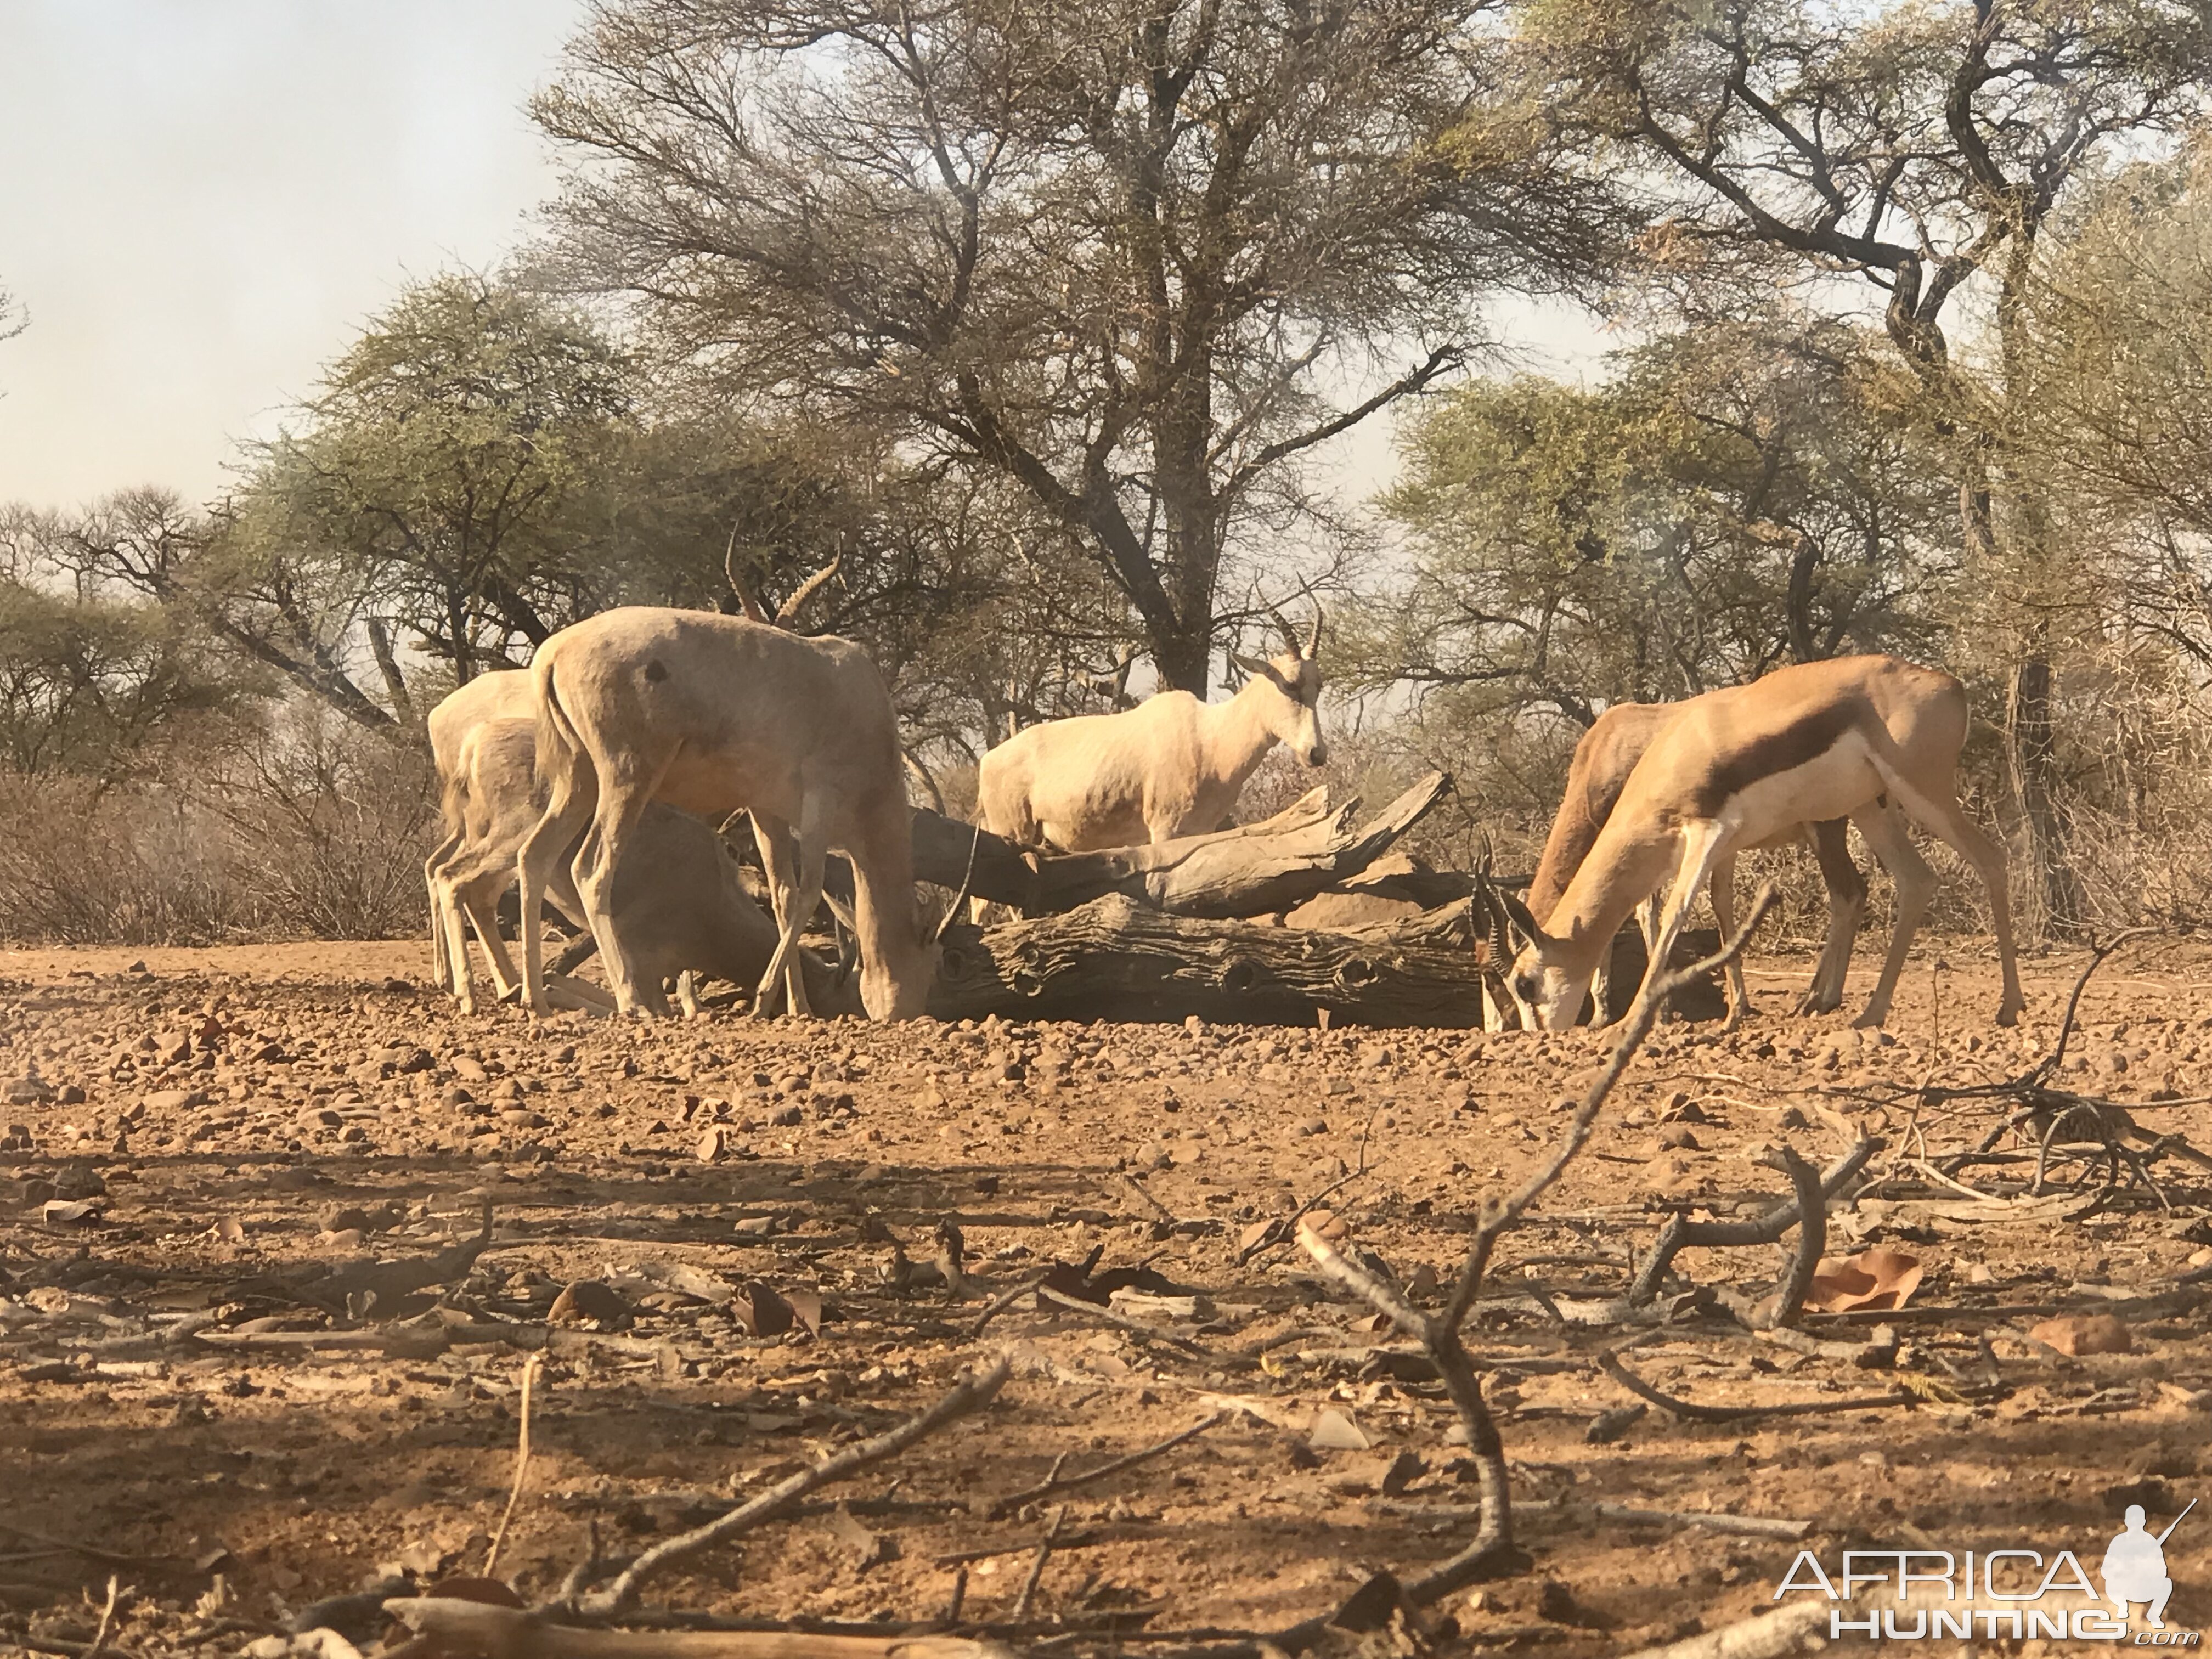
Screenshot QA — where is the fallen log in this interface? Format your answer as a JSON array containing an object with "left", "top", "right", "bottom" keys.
[
  {"left": 910, "top": 774, "right": 1451, "bottom": 921},
  {"left": 929, "top": 893, "right": 1490, "bottom": 1026}
]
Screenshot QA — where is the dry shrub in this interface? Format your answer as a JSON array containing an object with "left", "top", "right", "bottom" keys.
[
  {"left": 0, "top": 775, "right": 250, "bottom": 945},
  {"left": 202, "top": 709, "right": 437, "bottom": 940},
  {"left": 0, "top": 709, "right": 436, "bottom": 945}
]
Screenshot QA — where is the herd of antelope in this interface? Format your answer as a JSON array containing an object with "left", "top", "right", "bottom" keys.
[{"left": 425, "top": 575, "right": 2025, "bottom": 1035}]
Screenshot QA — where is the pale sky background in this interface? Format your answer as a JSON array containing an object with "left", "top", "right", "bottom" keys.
[
  {"left": 0, "top": 1, "right": 589, "bottom": 509},
  {"left": 0, "top": 3, "right": 1601, "bottom": 516}
]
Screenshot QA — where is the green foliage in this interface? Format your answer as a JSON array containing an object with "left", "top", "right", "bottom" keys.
[
  {"left": 1367, "top": 315, "right": 1955, "bottom": 732},
  {"left": 245, "top": 272, "right": 636, "bottom": 684}
]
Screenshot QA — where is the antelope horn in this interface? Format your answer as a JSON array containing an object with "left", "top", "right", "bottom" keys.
[
  {"left": 1305, "top": 603, "right": 1324, "bottom": 659},
  {"left": 1495, "top": 882, "right": 1555, "bottom": 952},
  {"left": 1259, "top": 590, "right": 1301, "bottom": 655},
  {"left": 774, "top": 555, "right": 843, "bottom": 630},
  {"left": 936, "top": 825, "right": 982, "bottom": 943},
  {"left": 724, "top": 525, "right": 770, "bottom": 625}
]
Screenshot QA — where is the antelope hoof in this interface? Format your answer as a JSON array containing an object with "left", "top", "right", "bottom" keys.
[
  {"left": 1850, "top": 1004, "right": 1891, "bottom": 1030},
  {"left": 1996, "top": 995, "right": 2025, "bottom": 1028}
]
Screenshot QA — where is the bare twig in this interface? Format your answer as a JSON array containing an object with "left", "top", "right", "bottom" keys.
[
  {"left": 986, "top": 1413, "right": 1225, "bottom": 1520},
  {"left": 968, "top": 1274, "right": 1048, "bottom": 1339},
  {"left": 1235, "top": 1120, "right": 1376, "bottom": 1265},
  {"left": 1764, "top": 1145, "right": 1827, "bottom": 1330},
  {"left": 0, "top": 1522, "right": 155, "bottom": 1569},
  {"left": 1629, "top": 1138, "right": 1880, "bottom": 1308},
  {"left": 484, "top": 1352, "right": 544, "bottom": 1578},
  {"left": 1295, "top": 884, "right": 1785, "bottom": 1606},
  {"left": 385, "top": 1600, "right": 1005, "bottom": 1659},
  {"left": 1597, "top": 1348, "right": 1913, "bottom": 1424},
  {"left": 1011, "top": 1506, "right": 1065, "bottom": 1623},
  {"left": 86, "top": 1575, "right": 120, "bottom": 1659},
  {"left": 1036, "top": 1287, "right": 1206, "bottom": 1354},
  {"left": 575, "top": 1356, "right": 1012, "bottom": 1616}
]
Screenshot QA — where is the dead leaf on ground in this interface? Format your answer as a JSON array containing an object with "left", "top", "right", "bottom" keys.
[
  {"left": 2029, "top": 1313, "right": 2131, "bottom": 1357},
  {"left": 1805, "top": 1246, "right": 1923, "bottom": 1314},
  {"left": 734, "top": 1281, "right": 795, "bottom": 1336},
  {"left": 549, "top": 1280, "right": 629, "bottom": 1325},
  {"left": 1309, "top": 1408, "right": 1370, "bottom": 1452}
]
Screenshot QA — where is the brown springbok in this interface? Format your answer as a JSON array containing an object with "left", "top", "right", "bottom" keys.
[
  {"left": 516, "top": 607, "right": 930, "bottom": 1020},
  {"left": 1527, "top": 701, "right": 1869, "bottom": 1026},
  {"left": 975, "top": 602, "right": 1325, "bottom": 853},
  {"left": 1498, "top": 656, "right": 2025, "bottom": 1031}
]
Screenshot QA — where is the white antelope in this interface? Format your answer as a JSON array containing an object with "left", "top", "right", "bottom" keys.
[
  {"left": 1497, "top": 655, "right": 2025, "bottom": 1031},
  {"left": 975, "top": 603, "right": 1326, "bottom": 853},
  {"left": 516, "top": 607, "right": 932, "bottom": 1020},
  {"left": 1525, "top": 699, "right": 1870, "bottom": 1026},
  {"left": 425, "top": 669, "right": 537, "bottom": 997},
  {"left": 433, "top": 715, "right": 857, "bottom": 1018}
]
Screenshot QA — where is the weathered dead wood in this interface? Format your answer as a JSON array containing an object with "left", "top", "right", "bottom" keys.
[
  {"left": 231, "top": 1201, "right": 493, "bottom": 1317},
  {"left": 381, "top": 1601, "right": 1010, "bottom": 1659},
  {"left": 572, "top": 1356, "right": 1011, "bottom": 1616},
  {"left": 1628, "top": 1141, "right": 1884, "bottom": 1336},
  {"left": 1618, "top": 1601, "right": 1830, "bottom": 1659},
  {"left": 930, "top": 894, "right": 1487, "bottom": 1026},
  {"left": 910, "top": 774, "right": 1450, "bottom": 920}
]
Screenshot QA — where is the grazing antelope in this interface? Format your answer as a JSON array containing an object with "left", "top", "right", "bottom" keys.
[
  {"left": 434, "top": 717, "right": 857, "bottom": 1018},
  {"left": 1528, "top": 701, "right": 1869, "bottom": 1025},
  {"left": 975, "top": 601, "right": 1325, "bottom": 854},
  {"left": 1498, "top": 656, "right": 2025, "bottom": 1031},
  {"left": 516, "top": 607, "right": 931, "bottom": 1020},
  {"left": 425, "top": 669, "right": 537, "bottom": 997}
]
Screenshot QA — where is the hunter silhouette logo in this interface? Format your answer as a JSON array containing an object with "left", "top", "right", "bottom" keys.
[
  {"left": 1773, "top": 1496, "right": 2200, "bottom": 1643},
  {"left": 2106, "top": 1501, "right": 2192, "bottom": 1630}
]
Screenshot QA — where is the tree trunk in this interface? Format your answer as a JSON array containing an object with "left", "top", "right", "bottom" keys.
[
  {"left": 907, "top": 772, "right": 1451, "bottom": 919},
  {"left": 2005, "top": 654, "right": 2083, "bottom": 935},
  {"left": 929, "top": 894, "right": 1489, "bottom": 1026}
]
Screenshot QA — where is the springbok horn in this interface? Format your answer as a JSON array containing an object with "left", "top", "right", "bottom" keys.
[
  {"left": 724, "top": 525, "right": 770, "bottom": 625},
  {"left": 1496, "top": 883, "right": 1556, "bottom": 952},
  {"left": 1305, "top": 604, "right": 1323, "bottom": 659},
  {"left": 937, "top": 825, "right": 982, "bottom": 943},
  {"left": 774, "top": 555, "right": 843, "bottom": 629},
  {"left": 1476, "top": 870, "right": 1512, "bottom": 968}
]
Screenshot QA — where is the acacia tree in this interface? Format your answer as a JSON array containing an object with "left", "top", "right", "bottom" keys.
[
  {"left": 58, "top": 489, "right": 397, "bottom": 729},
  {"left": 534, "top": 0, "right": 1626, "bottom": 693},
  {"left": 1369, "top": 314, "right": 1954, "bottom": 735},
  {"left": 1523, "top": 0, "right": 2212, "bottom": 927},
  {"left": 248, "top": 273, "right": 637, "bottom": 696}
]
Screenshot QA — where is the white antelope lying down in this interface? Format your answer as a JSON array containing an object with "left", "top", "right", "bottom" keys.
[
  {"left": 1498, "top": 655, "right": 2025, "bottom": 1031},
  {"left": 975, "top": 602, "right": 1325, "bottom": 852},
  {"left": 518, "top": 607, "right": 931, "bottom": 1020},
  {"left": 434, "top": 716, "right": 855, "bottom": 1018},
  {"left": 1526, "top": 700, "right": 1870, "bottom": 1026}
]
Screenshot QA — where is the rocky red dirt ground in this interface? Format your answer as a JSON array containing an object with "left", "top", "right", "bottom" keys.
[{"left": 2, "top": 934, "right": 2209, "bottom": 1657}]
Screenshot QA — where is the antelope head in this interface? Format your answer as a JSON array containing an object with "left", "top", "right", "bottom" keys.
[
  {"left": 1228, "top": 596, "right": 1328, "bottom": 767},
  {"left": 1489, "top": 882, "right": 1591, "bottom": 1032}
]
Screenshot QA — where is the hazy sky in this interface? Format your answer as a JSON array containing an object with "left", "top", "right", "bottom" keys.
[
  {"left": 0, "top": 3, "right": 1603, "bottom": 516},
  {"left": 0, "top": 2, "right": 590, "bottom": 509}
]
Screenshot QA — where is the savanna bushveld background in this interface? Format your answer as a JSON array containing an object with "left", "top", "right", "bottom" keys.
[{"left": 5, "top": 1, "right": 2212, "bottom": 952}]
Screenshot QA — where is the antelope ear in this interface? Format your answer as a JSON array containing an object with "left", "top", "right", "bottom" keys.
[{"left": 1228, "top": 651, "right": 1277, "bottom": 682}]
